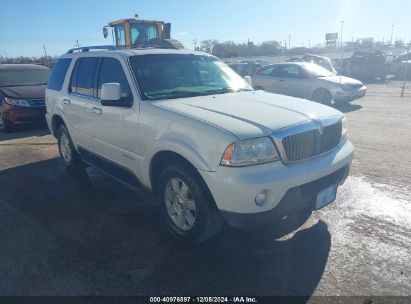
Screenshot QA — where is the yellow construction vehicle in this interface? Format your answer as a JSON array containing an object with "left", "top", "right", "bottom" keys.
[{"left": 103, "top": 15, "right": 184, "bottom": 49}]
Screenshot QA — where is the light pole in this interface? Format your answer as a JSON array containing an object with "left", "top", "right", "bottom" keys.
[
  {"left": 401, "top": 42, "right": 410, "bottom": 97},
  {"left": 391, "top": 25, "right": 395, "bottom": 45},
  {"left": 289, "top": 35, "right": 291, "bottom": 51},
  {"left": 340, "top": 21, "right": 344, "bottom": 75}
]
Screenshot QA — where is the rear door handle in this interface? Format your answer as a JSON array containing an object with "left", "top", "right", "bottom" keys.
[
  {"left": 63, "top": 99, "right": 71, "bottom": 105},
  {"left": 92, "top": 107, "right": 102, "bottom": 115},
  {"left": 279, "top": 79, "right": 285, "bottom": 82}
]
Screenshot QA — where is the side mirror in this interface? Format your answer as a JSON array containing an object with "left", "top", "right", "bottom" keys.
[
  {"left": 101, "top": 83, "right": 121, "bottom": 101},
  {"left": 100, "top": 83, "right": 133, "bottom": 108},
  {"left": 103, "top": 27, "right": 109, "bottom": 39},
  {"left": 244, "top": 76, "right": 252, "bottom": 86}
]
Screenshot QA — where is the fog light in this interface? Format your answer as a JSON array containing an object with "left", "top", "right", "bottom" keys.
[{"left": 255, "top": 190, "right": 268, "bottom": 206}]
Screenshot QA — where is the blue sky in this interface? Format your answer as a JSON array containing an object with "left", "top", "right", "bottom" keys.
[{"left": 1, "top": 0, "right": 410, "bottom": 57}]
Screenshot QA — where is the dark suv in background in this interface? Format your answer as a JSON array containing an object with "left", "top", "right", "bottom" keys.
[
  {"left": 343, "top": 50, "right": 388, "bottom": 82},
  {"left": 0, "top": 64, "right": 49, "bottom": 132}
]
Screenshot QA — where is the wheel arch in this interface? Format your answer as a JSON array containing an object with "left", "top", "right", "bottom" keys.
[
  {"left": 51, "top": 114, "right": 66, "bottom": 137},
  {"left": 149, "top": 150, "right": 210, "bottom": 196},
  {"left": 312, "top": 87, "right": 332, "bottom": 100}
]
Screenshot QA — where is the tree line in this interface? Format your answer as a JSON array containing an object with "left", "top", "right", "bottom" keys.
[
  {"left": 0, "top": 55, "right": 57, "bottom": 66},
  {"left": 198, "top": 40, "right": 284, "bottom": 58},
  {"left": 197, "top": 38, "right": 408, "bottom": 58}
]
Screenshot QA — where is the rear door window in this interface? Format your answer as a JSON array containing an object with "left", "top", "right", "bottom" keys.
[{"left": 70, "top": 57, "right": 99, "bottom": 97}]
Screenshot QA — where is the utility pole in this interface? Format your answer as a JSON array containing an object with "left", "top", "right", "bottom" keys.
[
  {"left": 391, "top": 25, "right": 395, "bottom": 45},
  {"left": 43, "top": 45, "right": 49, "bottom": 64},
  {"left": 247, "top": 38, "right": 253, "bottom": 74},
  {"left": 340, "top": 21, "right": 344, "bottom": 75},
  {"left": 193, "top": 39, "right": 197, "bottom": 51},
  {"left": 75, "top": 39, "right": 80, "bottom": 48},
  {"left": 288, "top": 35, "right": 291, "bottom": 51},
  {"left": 401, "top": 42, "right": 410, "bottom": 97}
]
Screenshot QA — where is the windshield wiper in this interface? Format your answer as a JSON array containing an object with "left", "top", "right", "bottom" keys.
[
  {"left": 203, "top": 88, "right": 252, "bottom": 94},
  {"left": 147, "top": 88, "right": 253, "bottom": 100},
  {"left": 147, "top": 90, "right": 207, "bottom": 99}
]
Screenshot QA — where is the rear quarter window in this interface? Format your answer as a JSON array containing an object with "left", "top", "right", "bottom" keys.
[{"left": 47, "top": 58, "right": 72, "bottom": 91}]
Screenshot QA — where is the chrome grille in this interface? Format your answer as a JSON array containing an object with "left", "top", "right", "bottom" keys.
[
  {"left": 28, "top": 99, "right": 45, "bottom": 108},
  {"left": 282, "top": 123, "right": 341, "bottom": 161},
  {"left": 272, "top": 117, "right": 343, "bottom": 163}
]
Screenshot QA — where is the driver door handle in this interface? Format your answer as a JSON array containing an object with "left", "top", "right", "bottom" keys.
[
  {"left": 92, "top": 107, "right": 102, "bottom": 115},
  {"left": 63, "top": 99, "right": 71, "bottom": 105}
]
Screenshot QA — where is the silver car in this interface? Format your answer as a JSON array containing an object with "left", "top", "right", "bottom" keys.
[{"left": 252, "top": 62, "right": 367, "bottom": 104}]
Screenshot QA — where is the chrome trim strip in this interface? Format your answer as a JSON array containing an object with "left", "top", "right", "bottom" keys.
[{"left": 272, "top": 116, "right": 343, "bottom": 164}]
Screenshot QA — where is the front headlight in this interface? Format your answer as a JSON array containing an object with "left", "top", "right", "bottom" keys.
[
  {"left": 4, "top": 98, "right": 31, "bottom": 107},
  {"left": 340, "top": 116, "right": 348, "bottom": 143},
  {"left": 221, "top": 137, "right": 280, "bottom": 167}
]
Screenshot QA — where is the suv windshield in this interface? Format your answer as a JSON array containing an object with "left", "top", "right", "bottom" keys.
[
  {"left": 129, "top": 54, "right": 253, "bottom": 100},
  {"left": 0, "top": 67, "right": 49, "bottom": 87},
  {"left": 304, "top": 63, "right": 335, "bottom": 77}
]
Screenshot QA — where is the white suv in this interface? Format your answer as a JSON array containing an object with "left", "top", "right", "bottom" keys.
[{"left": 46, "top": 46, "right": 353, "bottom": 242}]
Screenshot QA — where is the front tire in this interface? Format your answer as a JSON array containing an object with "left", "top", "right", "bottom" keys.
[
  {"left": 57, "top": 125, "right": 84, "bottom": 171},
  {"left": 159, "top": 164, "right": 224, "bottom": 242},
  {"left": 312, "top": 89, "right": 333, "bottom": 105}
]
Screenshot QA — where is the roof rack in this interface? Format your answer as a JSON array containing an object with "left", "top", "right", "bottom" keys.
[{"left": 66, "top": 45, "right": 117, "bottom": 54}]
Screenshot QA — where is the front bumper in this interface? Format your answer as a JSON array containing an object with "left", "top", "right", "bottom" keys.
[
  {"left": 200, "top": 140, "right": 353, "bottom": 215},
  {"left": 221, "top": 165, "right": 349, "bottom": 228},
  {"left": 332, "top": 86, "right": 367, "bottom": 102},
  {"left": 2, "top": 104, "right": 46, "bottom": 125}
]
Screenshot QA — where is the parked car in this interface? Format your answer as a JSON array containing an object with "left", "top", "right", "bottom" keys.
[
  {"left": 227, "top": 60, "right": 267, "bottom": 77},
  {"left": 46, "top": 46, "right": 353, "bottom": 242},
  {"left": 288, "top": 54, "right": 337, "bottom": 74},
  {"left": 0, "top": 64, "right": 50, "bottom": 132},
  {"left": 343, "top": 50, "right": 389, "bottom": 81},
  {"left": 389, "top": 51, "right": 411, "bottom": 79},
  {"left": 252, "top": 62, "right": 367, "bottom": 105}
]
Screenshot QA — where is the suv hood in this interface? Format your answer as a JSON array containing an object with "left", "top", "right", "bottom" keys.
[
  {"left": 156, "top": 91, "right": 342, "bottom": 140},
  {"left": 0, "top": 85, "right": 46, "bottom": 99}
]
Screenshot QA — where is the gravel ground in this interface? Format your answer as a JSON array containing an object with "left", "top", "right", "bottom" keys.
[{"left": 0, "top": 82, "right": 410, "bottom": 297}]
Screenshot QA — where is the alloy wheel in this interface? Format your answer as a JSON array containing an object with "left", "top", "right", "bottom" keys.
[
  {"left": 59, "top": 132, "right": 72, "bottom": 163},
  {"left": 164, "top": 177, "right": 197, "bottom": 231}
]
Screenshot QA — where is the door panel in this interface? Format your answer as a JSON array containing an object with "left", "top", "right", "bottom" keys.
[
  {"left": 63, "top": 57, "right": 99, "bottom": 151},
  {"left": 88, "top": 57, "right": 142, "bottom": 175},
  {"left": 253, "top": 66, "right": 279, "bottom": 93},
  {"left": 273, "top": 64, "right": 313, "bottom": 99}
]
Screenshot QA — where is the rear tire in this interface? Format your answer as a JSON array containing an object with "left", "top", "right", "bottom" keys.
[
  {"left": 158, "top": 164, "right": 224, "bottom": 243},
  {"left": 254, "top": 86, "right": 265, "bottom": 91},
  {"left": 0, "top": 112, "right": 13, "bottom": 133},
  {"left": 312, "top": 89, "right": 333, "bottom": 105},
  {"left": 57, "top": 125, "right": 84, "bottom": 171}
]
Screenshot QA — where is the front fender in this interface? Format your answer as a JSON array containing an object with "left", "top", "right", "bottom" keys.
[{"left": 141, "top": 137, "right": 214, "bottom": 188}]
